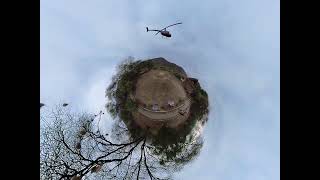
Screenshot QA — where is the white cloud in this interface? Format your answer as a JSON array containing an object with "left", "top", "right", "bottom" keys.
[{"left": 41, "top": 0, "right": 279, "bottom": 179}]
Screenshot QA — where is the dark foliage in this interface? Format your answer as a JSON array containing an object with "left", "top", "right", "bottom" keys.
[{"left": 106, "top": 57, "right": 209, "bottom": 169}]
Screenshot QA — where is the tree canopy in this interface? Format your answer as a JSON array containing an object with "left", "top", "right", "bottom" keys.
[
  {"left": 40, "top": 57, "right": 209, "bottom": 180},
  {"left": 40, "top": 104, "right": 204, "bottom": 180}
]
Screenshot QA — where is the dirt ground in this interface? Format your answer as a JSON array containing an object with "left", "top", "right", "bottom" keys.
[{"left": 134, "top": 69, "right": 187, "bottom": 111}]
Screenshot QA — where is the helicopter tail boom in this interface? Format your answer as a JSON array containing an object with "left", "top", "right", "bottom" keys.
[{"left": 146, "top": 28, "right": 161, "bottom": 33}]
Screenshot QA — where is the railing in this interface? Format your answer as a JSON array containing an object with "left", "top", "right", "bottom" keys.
[
  {"left": 140, "top": 98, "right": 191, "bottom": 113},
  {"left": 137, "top": 98, "right": 191, "bottom": 120}
]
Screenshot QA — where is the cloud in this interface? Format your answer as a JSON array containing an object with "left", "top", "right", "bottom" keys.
[{"left": 41, "top": 0, "right": 279, "bottom": 179}]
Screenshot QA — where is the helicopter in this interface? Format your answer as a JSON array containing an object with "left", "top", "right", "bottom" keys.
[{"left": 146, "top": 22, "right": 182, "bottom": 38}]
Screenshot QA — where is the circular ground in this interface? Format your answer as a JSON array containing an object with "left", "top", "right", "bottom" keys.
[{"left": 134, "top": 69, "right": 187, "bottom": 111}]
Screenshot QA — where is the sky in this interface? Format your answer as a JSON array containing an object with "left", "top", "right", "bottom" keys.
[{"left": 40, "top": 0, "right": 279, "bottom": 179}]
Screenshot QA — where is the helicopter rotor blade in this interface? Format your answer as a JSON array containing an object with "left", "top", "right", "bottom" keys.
[
  {"left": 155, "top": 31, "right": 161, "bottom": 35},
  {"left": 159, "top": 22, "right": 182, "bottom": 31}
]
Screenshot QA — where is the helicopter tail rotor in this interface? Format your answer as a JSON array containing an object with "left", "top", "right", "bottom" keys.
[{"left": 146, "top": 27, "right": 149, "bottom": 32}]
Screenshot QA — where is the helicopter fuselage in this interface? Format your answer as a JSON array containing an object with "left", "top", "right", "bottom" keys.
[
  {"left": 160, "top": 30, "right": 171, "bottom": 37},
  {"left": 146, "top": 22, "right": 181, "bottom": 38}
]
